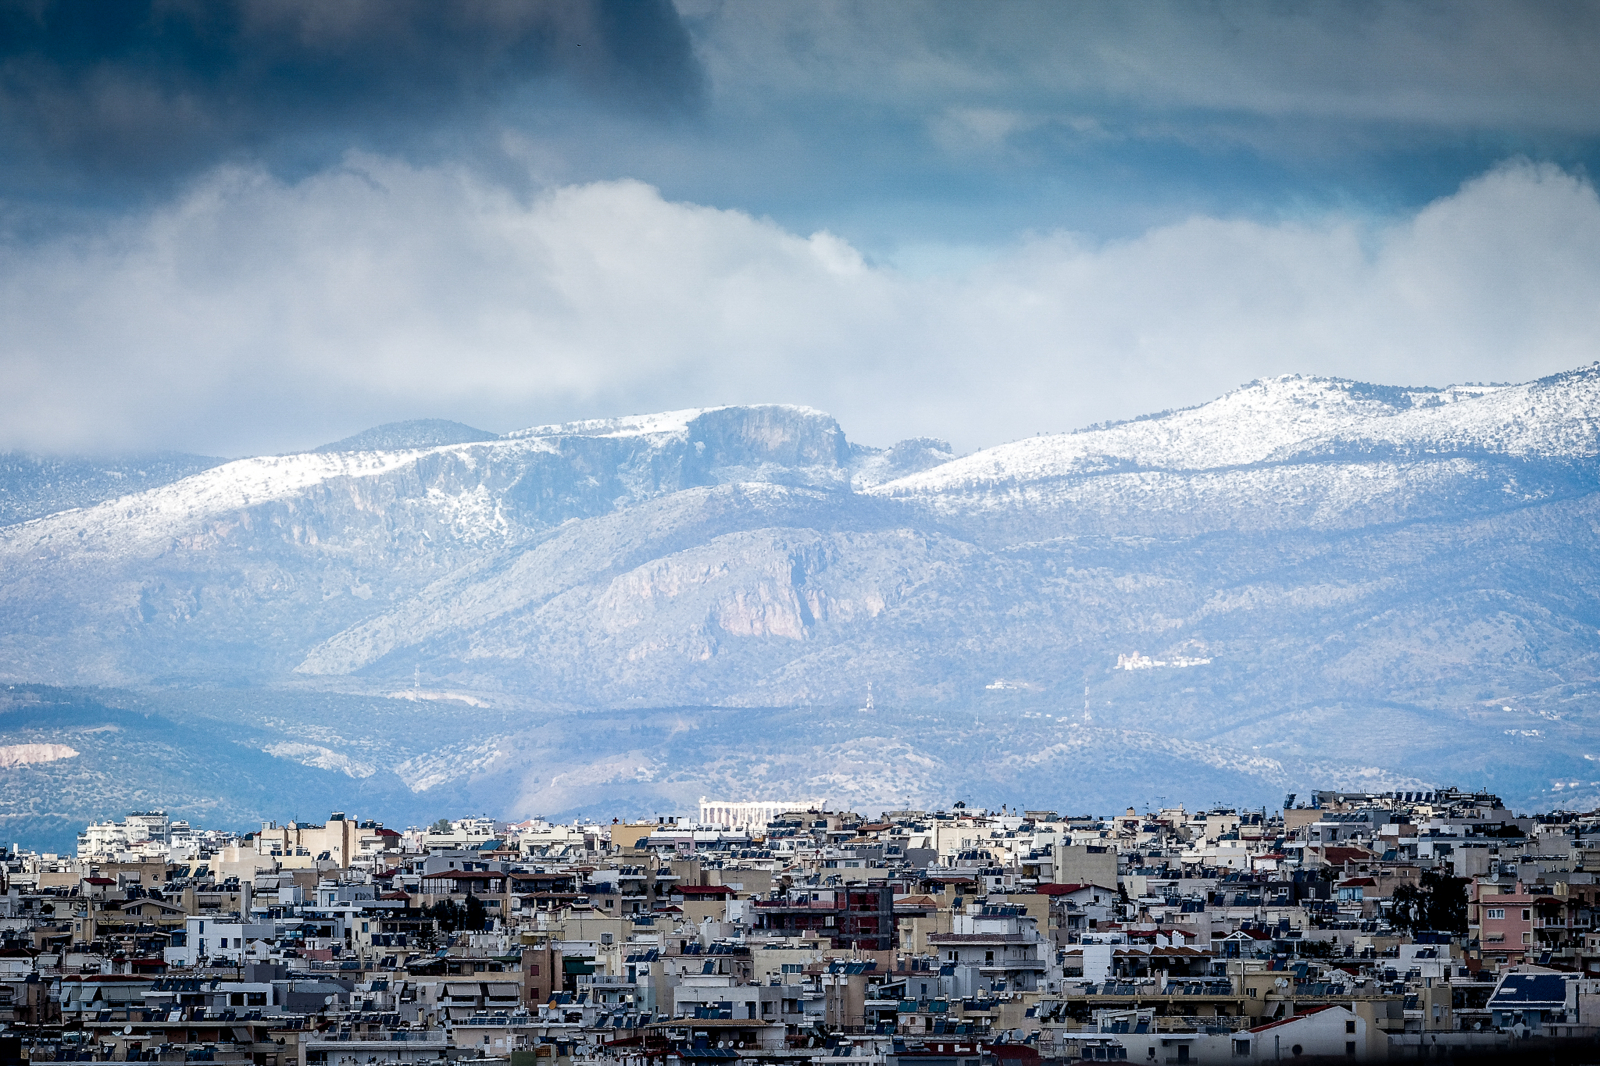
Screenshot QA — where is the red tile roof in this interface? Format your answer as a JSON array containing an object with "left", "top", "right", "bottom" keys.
[{"left": 1321, "top": 847, "right": 1372, "bottom": 864}]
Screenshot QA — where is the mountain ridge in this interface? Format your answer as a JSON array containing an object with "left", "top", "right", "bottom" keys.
[
  {"left": 3, "top": 368, "right": 1599, "bottom": 836},
  {"left": 314, "top": 419, "right": 499, "bottom": 453}
]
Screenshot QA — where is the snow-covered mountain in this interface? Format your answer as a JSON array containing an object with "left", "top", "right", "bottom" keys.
[
  {"left": 876, "top": 370, "right": 1600, "bottom": 538},
  {"left": 888, "top": 372, "right": 1600, "bottom": 489},
  {"left": 4, "top": 369, "right": 1600, "bottom": 842},
  {"left": 0, "top": 450, "right": 225, "bottom": 526}
]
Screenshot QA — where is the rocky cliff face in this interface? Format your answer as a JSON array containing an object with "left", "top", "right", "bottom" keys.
[
  {"left": 4, "top": 375, "right": 1600, "bottom": 834},
  {"left": 0, "top": 404, "right": 864, "bottom": 685}
]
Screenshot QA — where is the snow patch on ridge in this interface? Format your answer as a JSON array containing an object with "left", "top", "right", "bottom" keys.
[
  {"left": 504, "top": 408, "right": 714, "bottom": 440},
  {"left": 0, "top": 436, "right": 562, "bottom": 555},
  {"left": 1, "top": 449, "right": 433, "bottom": 552},
  {"left": 395, "top": 739, "right": 505, "bottom": 792},
  {"left": 262, "top": 742, "right": 376, "bottom": 778},
  {"left": 387, "top": 689, "right": 491, "bottom": 708},
  {"left": 503, "top": 404, "right": 833, "bottom": 442},
  {"left": 874, "top": 369, "right": 1600, "bottom": 498}
]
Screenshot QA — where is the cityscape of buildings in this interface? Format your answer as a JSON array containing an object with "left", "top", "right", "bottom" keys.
[{"left": 3, "top": 789, "right": 1600, "bottom": 1063}]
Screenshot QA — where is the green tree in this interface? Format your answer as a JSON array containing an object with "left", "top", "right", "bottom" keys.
[
  {"left": 427, "top": 899, "right": 465, "bottom": 932},
  {"left": 1391, "top": 870, "right": 1468, "bottom": 934},
  {"left": 1391, "top": 883, "right": 1423, "bottom": 932},
  {"left": 1424, "top": 870, "right": 1469, "bottom": 934},
  {"left": 465, "top": 894, "right": 488, "bottom": 932},
  {"left": 430, "top": 818, "right": 452, "bottom": 834}
]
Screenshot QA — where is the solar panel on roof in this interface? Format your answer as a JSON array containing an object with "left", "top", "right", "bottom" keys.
[{"left": 1490, "top": 974, "right": 1569, "bottom": 1007}]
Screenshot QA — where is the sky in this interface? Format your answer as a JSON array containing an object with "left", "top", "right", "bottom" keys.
[{"left": 3, "top": 1, "right": 1600, "bottom": 457}]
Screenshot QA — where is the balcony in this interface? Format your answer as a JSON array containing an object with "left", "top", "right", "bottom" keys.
[
  {"left": 977, "top": 960, "right": 1047, "bottom": 973},
  {"left": 455, "top": 1015, "right": 539, "bottom": 1028}
]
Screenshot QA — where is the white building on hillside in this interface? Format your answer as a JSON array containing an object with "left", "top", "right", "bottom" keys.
[{"left": 698, "top": 799, "right": 825, "bottom": 830}]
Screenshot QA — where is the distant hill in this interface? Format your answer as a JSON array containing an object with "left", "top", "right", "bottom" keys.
[
  {"left": 314, "top": 419, "right": 499, "bottom": 452},
  {"left": 4, "top": 375, "right": 1600, "bottom": 838}
]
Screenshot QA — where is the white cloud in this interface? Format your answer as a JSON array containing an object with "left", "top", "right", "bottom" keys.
[
  {"left": 1, "top": 156, "right": 1598, "bottom": 455},
  {"left": 929, "top": 107, "right": 1040, "bottom": 153}
]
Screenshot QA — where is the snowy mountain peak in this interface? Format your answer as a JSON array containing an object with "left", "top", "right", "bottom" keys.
[
  {"left": 314, "top": 419, "right": 497, "bottom": 453},
  {"left": 875, "top": 367, "right": 1600, "bottom": 498},
  {"left": 1212, "top": 373, "right": 1505, "bottom": 416},
  {"left": 504, "top": 404, "right": 837, "bottom": 443},
  {"left": 0, "top": 404, "right": 857, "bottom": 559},
  {"left": 503, "top": 407, "right": 716, "bottom": 441}
]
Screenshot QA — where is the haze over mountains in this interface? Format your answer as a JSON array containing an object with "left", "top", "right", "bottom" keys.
[{"left": 4, "top": 366, "right": 1600, "bottom": 849}]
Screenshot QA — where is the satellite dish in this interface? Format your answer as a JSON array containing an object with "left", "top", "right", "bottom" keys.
[{"left": 123, "top": 1026, "right": 133, "bottom": 1035}]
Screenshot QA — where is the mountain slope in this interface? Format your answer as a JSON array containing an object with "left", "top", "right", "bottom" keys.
[
  {"left": 4, "top": 371, "right": 1600, "bottom": 829},
  {"left": 315, "top": 419, "right": 498, "bottom": 452},
  {"left": 0, "top": 451, "right": 227, "bottom": 526}
]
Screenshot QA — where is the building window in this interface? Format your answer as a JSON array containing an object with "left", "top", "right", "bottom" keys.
[
  {"left": 1345, "top": 1021, "right": 1355, "bottom": 1034},
  {"left": 1487, "top": 909, "right": 1504, "bottom": 920},
  {"left": 1523, "top": 909, "right": 1531, "bottom": 921}
]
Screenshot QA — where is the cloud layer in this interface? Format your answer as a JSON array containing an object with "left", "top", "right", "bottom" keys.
[
  {"left": 0, "top": 0, "right": 698, "bottom": 196},
  {"left": 689, "top": 2, "right": 1600, "bottom": 130},
  {"left": 2, "top": 157, "right": 1598, "bottom": 456},
  {"left": 5, "top": 2, "right": 1600, "bottom": 248}
]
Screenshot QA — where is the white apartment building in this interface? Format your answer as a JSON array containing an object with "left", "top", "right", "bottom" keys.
[
  {"left": 164, "top": 917, "right": 276, "bottom": 966},
  {"left": 698, "top": 799, "right": 824, "bottom": 830},
  {"left": 77, "top": 811, "right": 173, "bottom": 858}
]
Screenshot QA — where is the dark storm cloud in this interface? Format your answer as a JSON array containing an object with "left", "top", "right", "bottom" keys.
[
  {"left": 0, "top": 0, "right": 701, "bottom": 190},
  {"left": 4, "top": 0, "right": 1600, "bottom": 460}
]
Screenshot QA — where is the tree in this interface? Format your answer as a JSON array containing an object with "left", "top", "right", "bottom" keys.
[
  {"left": 1390, "top": 870, "right": 1469, "bottom": 935},
  {"left": 430, "top": 818, "right": 452, "bottom": 834},
  {"left": 427, "top": 899, "right": 465, "bottom": 932},
  {"left": 465, "top": 894, "right": 488, "bottom": 932},
  {"left": 1425, "top": 870, "right": 1470, "bottom": 934}
]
